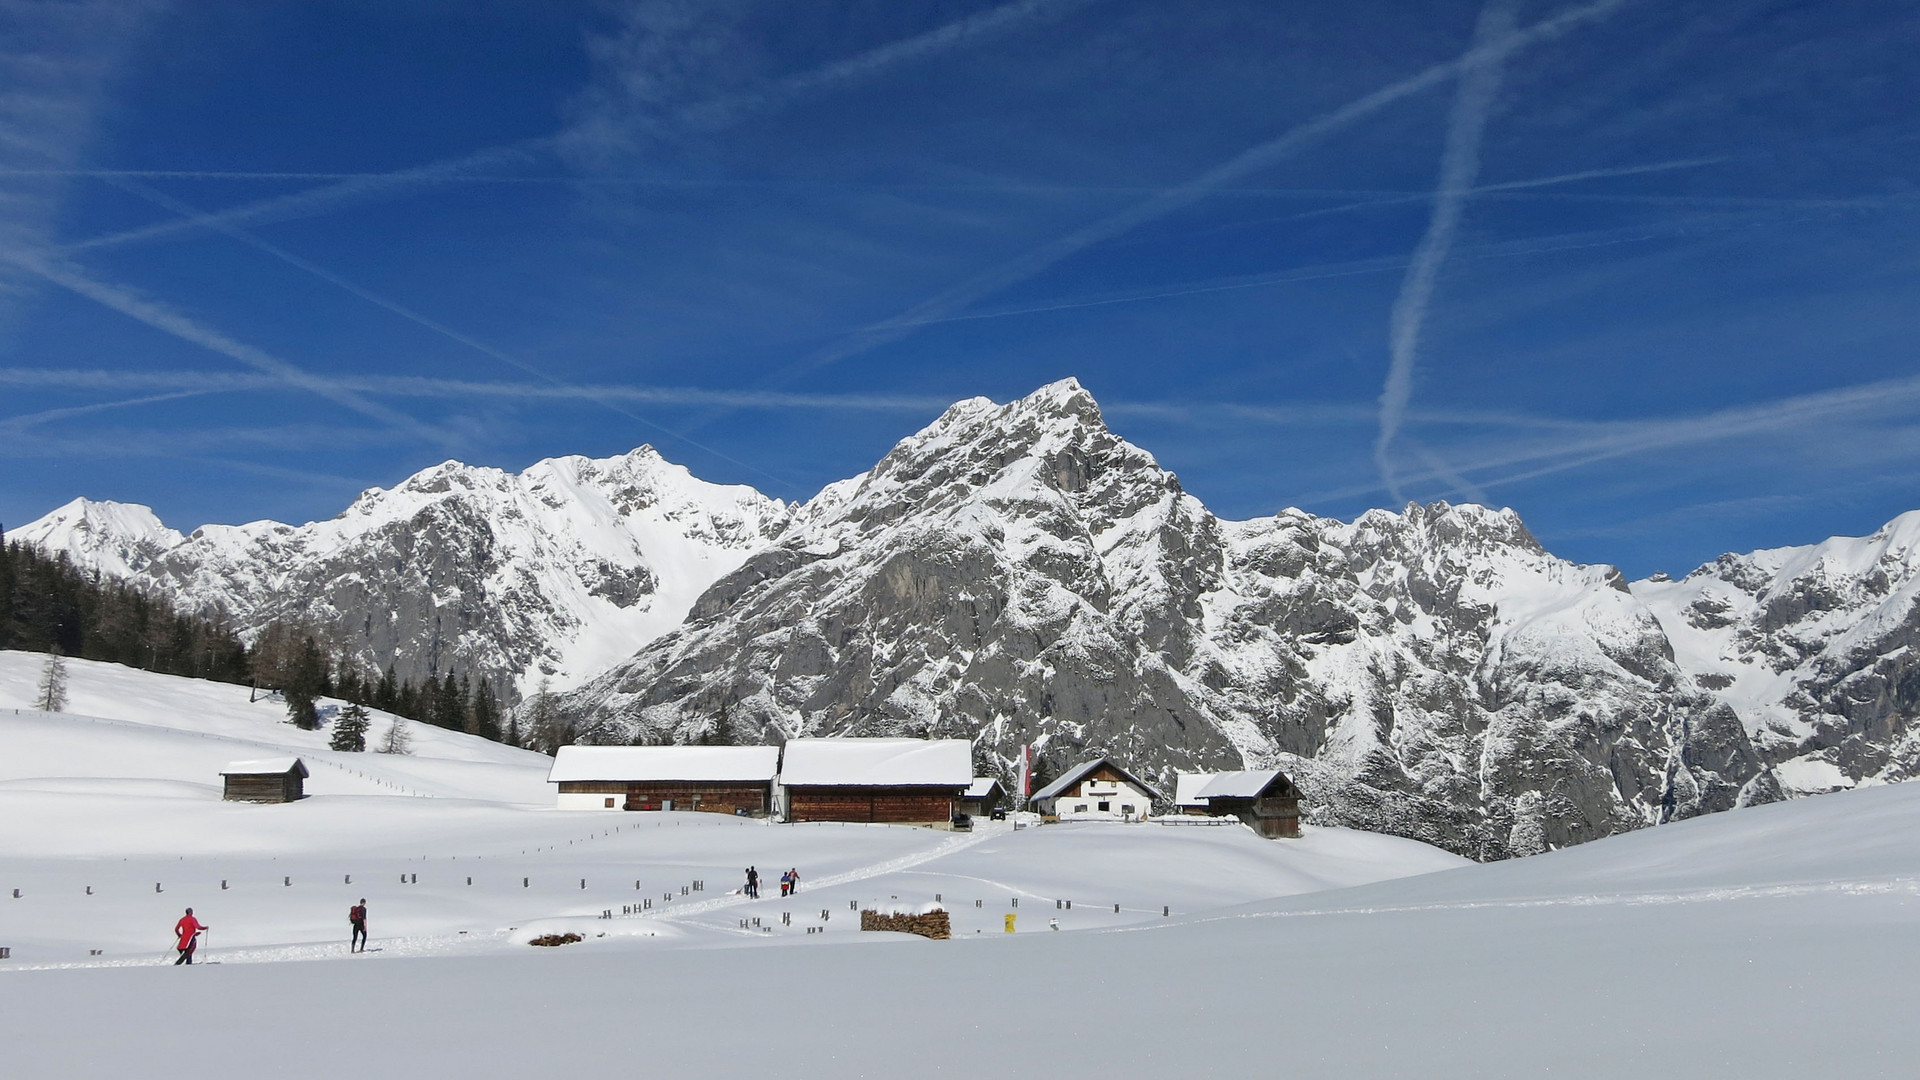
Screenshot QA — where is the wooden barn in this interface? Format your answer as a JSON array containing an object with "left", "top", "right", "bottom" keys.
[
  {"left": 1174, "top": 769, "right": 1302, "bottom": 838},
  {"left": 778, "top": 738, "right": 972, "bottom": 825},
  {"left": 956, "top": 776, "right": 1008, "bottom": 819},
  {"left": 546, "top": 746, "right": 780, "bottom": 814},
  {"left": 221, "top": 757, "right": 308, "bottom": 803},
  {"left": 1029, "top": 757, "right": 1163, "bottom": 822}
]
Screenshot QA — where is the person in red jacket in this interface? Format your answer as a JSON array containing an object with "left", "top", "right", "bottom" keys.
[
  {"left": 349, "top": 900, "right": 368, "bottom": 953},
  {"left": 173, "top": 908, "right": 207, "bottom": 965}
]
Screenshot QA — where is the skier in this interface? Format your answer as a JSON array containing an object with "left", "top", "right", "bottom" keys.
[
  {"left": 173, "top": 908, "right": 207, "bottom": 965},
  {"left": 788, "top": 867, "right": 800, "bottom": 894},
  {"left": 745, "top": 866, "right": 759, "bottom": 899},
  {"left": 779, "top": 869, "right": 791, "bottom": 897},
  {"left": 349, "top": 899, "right": 369, "bottom": 953}
]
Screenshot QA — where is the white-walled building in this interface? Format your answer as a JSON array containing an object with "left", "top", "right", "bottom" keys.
[{"left": 1029, "top": 757, "right": 1164, "bottom": 821}]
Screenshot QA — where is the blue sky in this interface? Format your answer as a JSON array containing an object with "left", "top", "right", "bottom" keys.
[{"left": 2, "top": 0, "right": 1918, "bottom": 577}]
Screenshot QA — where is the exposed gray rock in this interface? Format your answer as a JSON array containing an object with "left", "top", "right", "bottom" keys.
[{"left": 559, "top": 380, "right": 1774, "bottom": 859}]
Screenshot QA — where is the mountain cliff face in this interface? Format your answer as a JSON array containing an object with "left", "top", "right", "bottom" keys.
[
  {"left": 20, "top": 380, "right": 1920, "bottom": 859},
  {"left": 1636, "top": 513, "right": 1920, "bottom": 797},
  {"left": 557, "top": 380, "right": 1777, "bottom": 858},
  {"left": 13, "top": 448, "right": 788, "bottom": 697}
]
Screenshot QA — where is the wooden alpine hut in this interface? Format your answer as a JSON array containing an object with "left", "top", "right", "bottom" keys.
[
  {"left": 778, "top": 738, "right": 972, "bottom": 825},
  {"left": 1174, "top": 769, "right": 1302, "bottom": 838},
  {"left": 956, "top": 776, "right": 1009, "bottom": 819},
  {"left": 546, "top": 745, "right": 780, "bottom": 814},
  {"left": 220, "top": 757, "right": 309, "bottom": 803}
]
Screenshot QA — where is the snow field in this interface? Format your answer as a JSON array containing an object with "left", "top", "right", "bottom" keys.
[
  {"left": 16, "top": 654, "right": 1920, "bottom": 1076},
  {"left": 0, "top": 653, "right": 1462, "bottom": 969}
]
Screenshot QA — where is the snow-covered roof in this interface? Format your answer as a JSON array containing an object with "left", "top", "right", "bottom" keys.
[
  {"left": 778, "top": 739, "right": 972, "bottom": 788},
  {"left": 964, "top": 776, "right": 1006, "bottom": 799},
  {"left": 546, "top": 745, "right": 780, "bottom": 784},
  {"left": 1195, "top": 770, "right": 1285, "bottom": 800},
  {"left": 221, "top": 757, "right": 307, "bottom": 777},
  {"left": 1173, "top": 772, "right": 1216, "bottom": 808},
  {"left": 1031, "top": 758, "right": 1165, "bottom": 803},
  {"left": 1175, "top": 770, "right": 1289, "bottom": 806}
]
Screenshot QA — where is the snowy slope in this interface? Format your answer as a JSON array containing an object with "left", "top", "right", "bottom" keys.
[
  {"left": 0, "top": 654, "right": 1461, "bottom": 967},
  {"left": 15, "top": 447, "right": 788, "bottom": 696},
  {"left": 3, "top": 740, "right": 1917, "bottom": 1078}
]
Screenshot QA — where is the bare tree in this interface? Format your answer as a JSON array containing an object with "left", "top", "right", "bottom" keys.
[
  {"left": 375, "top": 719, "right": 413, "bottom": 755},
  {"left": 36, "top": 650, "right": 68, "bottom": 712}
]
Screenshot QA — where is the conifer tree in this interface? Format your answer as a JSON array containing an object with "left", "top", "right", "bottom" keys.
[
  {"left": 470, "top": 678, "right": 500, "bottom": 741},
  {"left": 376, "top": 718, "right": 412, "bottom": 755},
  {"left": 330, "top": 703, "right": 371, "bottom": 752},
  {"left": 430, "top": 672, "right": 466, "bottom": 730},
  {"left": 281, "top": 636, "right": 328, "bottom": 730},
  {"left": 36, "top": 649, "right": 68, "bottom": 712}
]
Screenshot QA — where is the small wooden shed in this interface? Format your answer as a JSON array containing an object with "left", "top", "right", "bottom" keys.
[
  {"left": 1175, "top": 769, "right": 1301, "bottom": 838},
  {"left": 221, "top": 757, "right": 309, "bottom": 803},
  {"left": 546, "top": 745, "right": 780, "bottom": 814},
  {"left": 779, "top": 738, "right": 972, "bottom": 825},
  {"left": 956, "top": 776, "right": 1008, "bottom": 819}
]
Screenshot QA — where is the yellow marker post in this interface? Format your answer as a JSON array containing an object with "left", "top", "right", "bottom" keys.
[{"left": 1004, "top": 913, "right": 1016, "bottom": 933}]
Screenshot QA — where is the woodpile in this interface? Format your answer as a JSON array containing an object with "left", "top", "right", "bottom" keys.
[
  {"left": 528, "top": 932, "right": 584, "bottom": 947},
  {"left": 859, "top": 909, "right": 950, "bottom": 940}
]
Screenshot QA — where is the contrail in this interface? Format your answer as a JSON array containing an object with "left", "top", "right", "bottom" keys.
[
  {"left": 1307, "top": 371, "right": 1920, "bottom": 504},
  {"left": 0, "top": 391, "right": 217, "bottom": 431},
  {"left": 0, "top": 250, "right": 460, "bottom": 448},
  {"left": 59, "top": 0, "right": 1094, "bottom": 255},
  {"left": 689, "top": 0, "right": 1630, "bottom": 422},
  {"left": 57, "top": 168, "right": 807, "bottom": 489},
  {"left": 1374, "top": 0, "right": 1523, "bottom": 505},
  {"left": 0, "top": 366, "right": 954, "bottom": 412},
  {"left": 677, "top": 0, "right": 1101, "bottom": 130},
  {"left": 57, "top": 139, "right": 548, "bottom": 254}
]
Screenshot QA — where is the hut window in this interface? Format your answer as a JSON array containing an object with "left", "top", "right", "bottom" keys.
[
  {"left": 1122, "top": 805, "right": 1135, "bottom": 815},
  {"left": 605, "top": 798, "right": 616, "bottom": 808},
  {"left": 1075, "top": 804, "right": 1088, "bottom": 813},
  {"left": 1098, "top": 801, "right": 1110, "bottom": 812}
]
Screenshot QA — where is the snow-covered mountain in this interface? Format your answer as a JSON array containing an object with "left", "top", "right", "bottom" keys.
[
  {"left": 20, "top": 379, "right": 1920, "bottom": 859},
  {"left": 1636, "top": 513, "right": 1920, "bottom": 796},
  {"left": 12, "top": 498, "right": 184, "bottom": 578},
  {"left": 558, "top": 380, "right": 1772, "bottom": 858},
  {"left": 11, "top": 447, "right": 789, "bottom": 697}
]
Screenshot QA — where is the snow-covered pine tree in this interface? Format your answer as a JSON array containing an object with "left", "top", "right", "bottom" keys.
[
  {"left": 376, "top": 718, "right": 412, "bottom": 755},
  {"left": 331, "top": 703, "right": 371, "bottom": 752},
  {"left": 36, "top": 649, "right": 68, "bottom": 712}
]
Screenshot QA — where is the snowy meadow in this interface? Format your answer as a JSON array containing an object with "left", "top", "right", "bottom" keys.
[{"left": 2, "top": 652, "right": 1916, "bottom": 1078}]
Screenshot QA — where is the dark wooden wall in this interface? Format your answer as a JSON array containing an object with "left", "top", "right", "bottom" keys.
[
  {"left": 223, "top": 773, "right": 303, "bottom": 803},
  {"left": 786, "top": 786, "right": 959, "bottom": 823},
  {"left": 556, "top": 780, "right": 771, "bottom": 815}
]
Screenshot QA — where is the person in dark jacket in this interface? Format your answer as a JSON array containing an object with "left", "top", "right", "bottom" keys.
[
  {"left": 745, "top": 866, "right": 759, "bottom": 899},
  {"left": 350, "top": 899, "right": 369, "bottom": 953},
  {"left": 173, "top": 908, "right": 207, "bottom": 965}
]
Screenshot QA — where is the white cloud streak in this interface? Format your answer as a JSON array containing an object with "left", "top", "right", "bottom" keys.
[
  {"left": 0, "top": 365, "right": 955, "bottom": 412},
  {"left": 677, "top": 0, "right": 1099, "bottom": 130},
  {"left": 56, "top": 139, "right": 549, "bottom": 254},
  {"left": 1312, "top": 371, "right": 1920, "bottom": 504},
  {"left": 720, "top": 0, "right": 1631, "bottom": 405},
  {"left": 1374, "top": 0, "right": 1523, "bottom": 504},
  {"left": 0, "top": 250, "right": 460, "bottom": 447}
]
